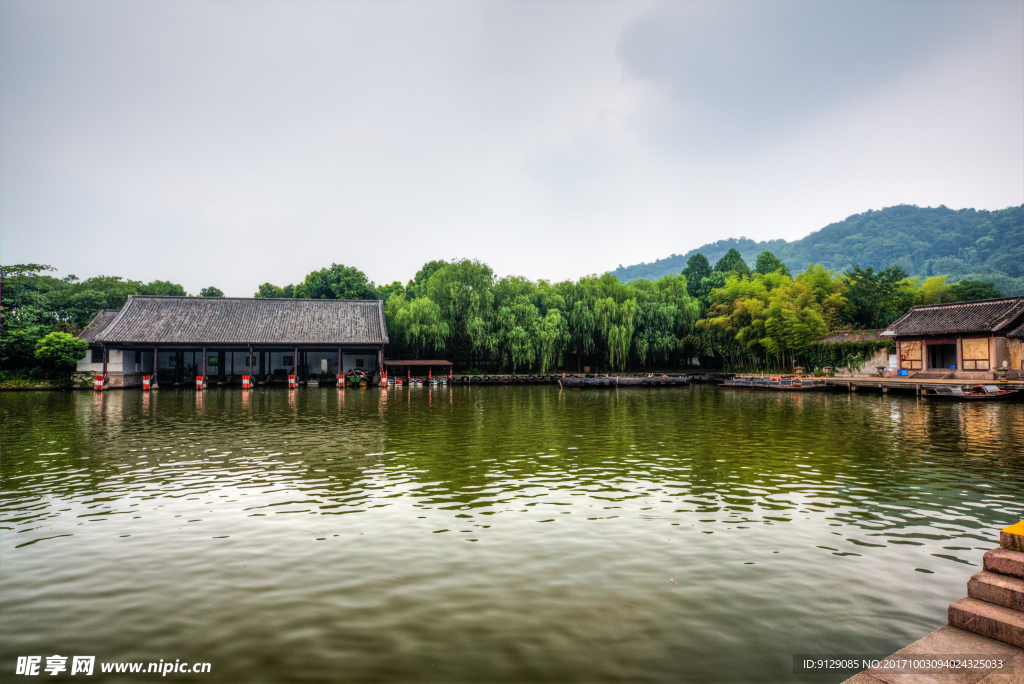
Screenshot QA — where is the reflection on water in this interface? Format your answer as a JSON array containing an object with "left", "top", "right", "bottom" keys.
[{"left": 2, "top": 386, "right": 1022, "bottom": 683}]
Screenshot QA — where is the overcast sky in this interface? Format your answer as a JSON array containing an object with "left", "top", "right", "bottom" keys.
[{"left": 2, "top": 0, "right": 1021, "bottom": 296}]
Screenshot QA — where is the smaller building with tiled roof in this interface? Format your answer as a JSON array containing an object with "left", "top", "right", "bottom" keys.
[
  {"left": 77, "top": 296, "right": 389, "bottom": 388},
  {"left": 79, "top": 309, "right": 120, "bottom": 344},
  {"left": 814, "top": 329, "right": 886, "bottom": 345},
  {"left": 881, "top": 297, "right": 1024, "bottom": 380}
]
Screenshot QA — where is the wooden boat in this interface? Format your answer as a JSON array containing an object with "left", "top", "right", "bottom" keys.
[
  {"left": 721, "top": 375, "right": 831, "bottom": 391},
  {"left": 558, "top": 375, "right": 690, "bottom": 388},
  {"left": 344, "top": 369, "right": 369, "bottom": 387},
  {"left": 921, "top": 384, "right": 1019, "bottom": 401}
]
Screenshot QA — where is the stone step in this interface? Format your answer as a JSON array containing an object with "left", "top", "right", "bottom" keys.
[
  {"left": 968, "top": 570, "right": 1024, "bottom": 611},
  {"left": 1001, "top": 521, "right": 1024, "bottom": 552},
  {"left": 948, "top": 597, "right": 1024, "bottom": 648},
  {"left": 984, "top": 547, "right": 1024, "bottom": 579}
]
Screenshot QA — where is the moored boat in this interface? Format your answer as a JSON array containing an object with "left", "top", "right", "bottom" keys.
[
  {"left": 721, "top": 375, "right": 831, "bottom": 391},
  {"left": 921, "top": 384, "right": 1019, "bottom": 401},
  {"left": 344, "top": 369, "right": 369, "bottom": 387},
  {"left": 558, "top": 375, "right": 690, "bottom": 388}
]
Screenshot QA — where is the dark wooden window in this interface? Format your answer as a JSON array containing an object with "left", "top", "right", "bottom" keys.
[
  {"left": 356, "top": 359, "right": 364, "bottom": 368},
  {"left": 91, "top": 347, "right": 103, "bottom": 363}
]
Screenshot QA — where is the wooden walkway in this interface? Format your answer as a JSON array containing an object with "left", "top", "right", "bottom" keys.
[{"left": 824, "top": 378, "right": 1024, "bottom": 394}]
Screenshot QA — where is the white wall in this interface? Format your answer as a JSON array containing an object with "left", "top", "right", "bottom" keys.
[{"left": 342, "top": 354, "right": 378, "bottom": 374}]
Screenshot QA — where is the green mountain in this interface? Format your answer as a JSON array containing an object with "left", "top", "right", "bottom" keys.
[{"left": 610, "top": 204, "right": 1024, "bottom": 295}]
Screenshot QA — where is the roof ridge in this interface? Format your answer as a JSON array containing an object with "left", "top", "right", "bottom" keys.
[
  {"left": 904, "top": 296, "right": 1024, "bottom": 311},
  {"left": 129, "top": 295, "right": 384, "bottom": 303}
]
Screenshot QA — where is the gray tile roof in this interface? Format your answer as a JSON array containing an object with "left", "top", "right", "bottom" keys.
[
  {"left": 89, "top": 296, "right": 388, "bottom": 345},
  {"left": 78, "top": 309, "right": 120, "bottom": 344},
  {"left": 814, "top": 329, "right": 886, "bottom": 344},
  {"left": 1008, "top": 323, "right": 1024, "bottom": 339},
  {"left": 886, "top": 297, "right": 1024, "bottom": 337}
]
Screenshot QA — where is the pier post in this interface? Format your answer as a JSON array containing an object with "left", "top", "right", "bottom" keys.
[{"left": 152, "top": 347, "right": 159, "bottom": 389}]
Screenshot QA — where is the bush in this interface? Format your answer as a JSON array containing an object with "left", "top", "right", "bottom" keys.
[{"left": 34, "top": 332, "right": 89, "bottom": 374}]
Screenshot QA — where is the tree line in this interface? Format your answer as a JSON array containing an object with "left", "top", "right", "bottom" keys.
[
  {"left": 253, "top": 252, "right": 1001, "bottom": 373},
  {"left": 0, "top": 265, "right": 224, "bottom": 379},
  {"left": 0, "top": 253, "right": 1005, "bottom": 379}
]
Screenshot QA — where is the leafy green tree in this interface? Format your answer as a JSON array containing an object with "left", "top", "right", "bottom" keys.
[
  {"left": 407, "top": 260, "right": 448, "bottom": 299},
  {"left": 754, "top": 250, "right": 791, "bottom": 276},
  {"left": 254, "top": 283, "right": 292, "bottom": 298},
  {"left": 294, "top": 264, "right": 378, "bottom": 300},
  {"left": 714, "top": 248, "right": 751, "bottom": 277},
  {"left": 682, "top": 253, "right": 713, "bottom": 299},
  {"left": 795, "top": 265, "right": 848, "bottom": 329},
  {"left": 388, "top": 295, "right": 450, "bottom": 357},
  {"left": 425, "top": 260, "right": 496, "bottom": 367},
  {"left": 915, "top": 276, "right": 954, "bottom": 305},
  {"left": 494, "top": 294, "right": 540, "bottom": 372},
  {"left": 199, "top": 286, "right": 225, "bottom": 298},
  {"left": 536, "top": 308, "right": 569, "bottom": 372},
  {"left": 140, "top": 281, "right": 187, "bottom": 296},
  {"left": 376, "top": 281, "right": 406, "bottom": 301},
  {"left": 841, "top": 265, "right": 910, "bottom": 329},
  {"left": 34, "top": 331, "right": 88, "bottom": 374},
  {"left": 58, "top": 276, "right": 141, "bottom": 326},
  {"left": 950, "top": 280, "right": 1003, "bottom": 301}
]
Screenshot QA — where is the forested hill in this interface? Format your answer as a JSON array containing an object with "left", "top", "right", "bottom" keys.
[{"left": 610, "top": 204, "right": 1024, "bottom": 295}]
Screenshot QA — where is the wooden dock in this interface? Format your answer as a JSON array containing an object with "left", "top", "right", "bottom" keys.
[{"left": 824, "top": 377, "right": 1024, "bottom": 395}]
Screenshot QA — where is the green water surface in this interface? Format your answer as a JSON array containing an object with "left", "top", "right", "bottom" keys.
[{"left": 1, "top": 385, "right": 1021, "bottom": 682}]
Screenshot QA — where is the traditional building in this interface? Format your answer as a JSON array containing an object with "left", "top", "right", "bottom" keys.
[
  {"left": 882, "top": 297, "right": 1024, "bottom": 380},
  {"left": 76, "top": 296, "right": 388, "bottom": 387}
]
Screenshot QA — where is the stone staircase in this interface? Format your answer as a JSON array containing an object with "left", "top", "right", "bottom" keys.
[{"left": 947, "top": 522, "right": 1024, "bottom": 648}]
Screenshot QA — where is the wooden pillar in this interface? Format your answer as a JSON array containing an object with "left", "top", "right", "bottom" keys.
[
  {"left": 202, "top": 347, "right": 207, "bottom": 386},
  {"left": 218, "top": 351, "right": 225, "bottom": 382},
  {"left": 248, "top": 347, "right": 253, "bottom": 379},
  {"left": 152, "top": 347, "right": 159, "bottom": 389},
  {"left": 338, "top": 347, "right": 342, "bottom": 376},
  {"left": 102, "top": 344, "right": 108, "bottom": 376},
  {"left": 259, "top": 350, "right": 265, "bottom": 381},
  {"left": 294, "top": 347, "right": 299, "bottom": 382}
]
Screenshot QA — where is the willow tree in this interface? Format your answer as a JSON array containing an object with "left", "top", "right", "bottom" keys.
[
  {"left": 425, "top": 259, "right": 495, "bottom": 367},
  {"left": 536, "top": 308, "right": 569, "bottom": 373},
  {"left": 494, "top": 294, "right": 540, "bottom": 372},
  {"left": 385, "top": 294, "right": 449, "bottom": 358}
]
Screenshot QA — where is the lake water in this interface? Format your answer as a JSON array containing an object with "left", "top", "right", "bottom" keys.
[{"left": 2, "top": 386, "right": 1022, "bottom": 683}]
